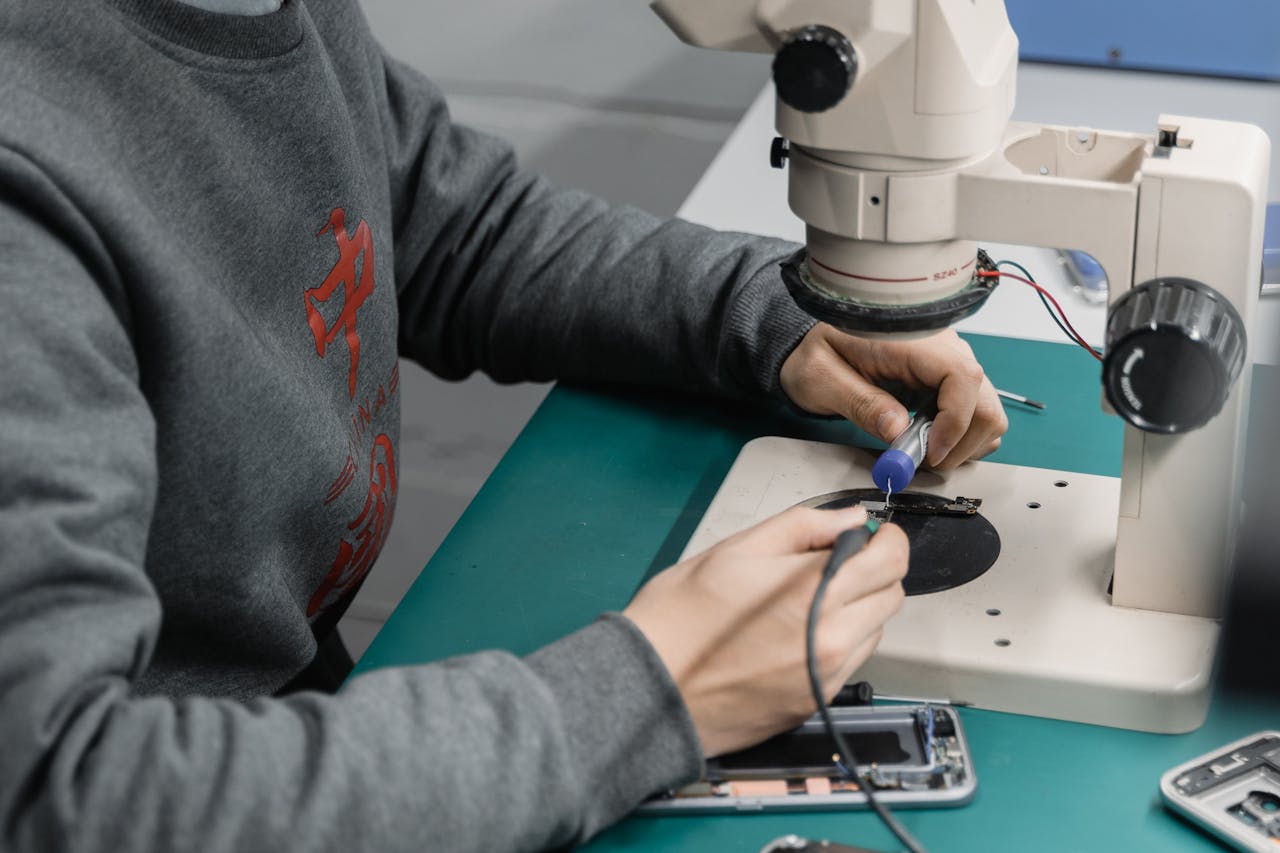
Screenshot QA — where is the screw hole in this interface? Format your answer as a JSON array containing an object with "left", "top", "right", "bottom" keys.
[
  {"left": 1027, "top": 501, "right": 1041, "bottom": 509},
  {"left": 1054, "top": 480, "right": 1068, "bottom": 488},
  {"left": 986, "top": 608, "right": 1001, "bottom": 616},
  {"left": 995, "top": 638, "right": 1012, "bottom": 647},
  {"left": 869, "top": 195, "right": 881, "bottom": 206}
]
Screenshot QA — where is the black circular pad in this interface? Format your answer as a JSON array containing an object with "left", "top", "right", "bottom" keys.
[{"left": 801, "top": 489, "right": 1001, "bottom": 595}]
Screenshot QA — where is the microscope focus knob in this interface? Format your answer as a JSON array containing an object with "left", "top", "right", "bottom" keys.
[
  {"left": 1103, "top": 278, "right": 1247, "bottom": 434},
  {"left": 772, "top": 25, "right": 856, "bottom": 113}
]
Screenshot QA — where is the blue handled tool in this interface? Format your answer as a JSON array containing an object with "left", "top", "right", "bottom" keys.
[{"left": 872, "top": 413, "right": 934, "bottom": 497}]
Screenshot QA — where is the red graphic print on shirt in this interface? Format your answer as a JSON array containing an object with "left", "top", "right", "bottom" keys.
[
  {"left": 324, "top": 455, "right": 358, "bottom": 505},
  {"left": 307, "top": 433, "right": 398, "bottom": 617},
  {"left": 305, "top": 209, "right": 375, "bottom": 399},
  {"left": 323, "top": 363, "right": 399, "bottom": 507},
  {"left": 302, "top": 210, "right": 401, "bottom": 620}
]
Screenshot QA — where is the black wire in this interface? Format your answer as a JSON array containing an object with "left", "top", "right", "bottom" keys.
[
  {"left": 996, "top": 260, "right": 1102, "bottom": 357},
  {"left": 807, "top": 527, "right": 927, "bottom": 853}
]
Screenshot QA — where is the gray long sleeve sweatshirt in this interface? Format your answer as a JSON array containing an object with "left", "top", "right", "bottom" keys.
[{"left": 0, "top": 1, "right": 814, "bottom": 850}]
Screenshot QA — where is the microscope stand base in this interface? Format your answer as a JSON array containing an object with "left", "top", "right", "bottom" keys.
[{"left": 682, "top": 436, "right": 1217, "bottom": 734}]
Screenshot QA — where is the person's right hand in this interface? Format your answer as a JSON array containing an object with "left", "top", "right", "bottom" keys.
[{"left": 623, "top": 505, "right": 908, "bottom": 758}]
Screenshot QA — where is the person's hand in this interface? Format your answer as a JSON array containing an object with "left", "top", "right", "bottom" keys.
[
  {"left": 624, "top": 505, "right": 907, "bottom": 758},
  {"left": 779, "top": 324, "right": 1007, "bottom": 470}
]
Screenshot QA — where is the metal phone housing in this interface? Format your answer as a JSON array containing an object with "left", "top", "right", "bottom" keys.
[
  {"left": 1160, "top": 731, "right": 1280, "bottom": 852},
  {"left": 640, "top": 704, "right": 976, "bottom": 815}
]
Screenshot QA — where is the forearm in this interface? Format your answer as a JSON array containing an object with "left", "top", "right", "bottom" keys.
[
  {"left": 383, "top": 56, "right": 814, "bottom": 399},
  {"left": 6, "top": 616, "right": 699, "bottom": 853},
  {"left": 0, "top": 180, "right": 700, "bottom": 852}
]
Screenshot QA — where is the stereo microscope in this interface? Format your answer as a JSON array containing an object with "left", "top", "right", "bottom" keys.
[{"left": 654, "top": 0, "right": 1270, "bottom": 733}]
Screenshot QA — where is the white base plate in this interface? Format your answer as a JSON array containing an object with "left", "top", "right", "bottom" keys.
[{"left": 682, "top": 437, "right": 1218, "bottom": 733}]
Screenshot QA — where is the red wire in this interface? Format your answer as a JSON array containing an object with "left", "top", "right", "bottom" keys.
[{"left": 978, "top": 270, "right": 1104, "bottom": 363}]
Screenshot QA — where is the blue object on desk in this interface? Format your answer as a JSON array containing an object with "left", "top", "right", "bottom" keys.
[
  {"left": 1063, "top": 250, "right": 1105, "bottom": 281},
  {"left": 1005, "top": 0, "right": 1280, "bottom": 81},
  {"left": 1059, "top": 249, "right": 1109, "bottom": 303}
]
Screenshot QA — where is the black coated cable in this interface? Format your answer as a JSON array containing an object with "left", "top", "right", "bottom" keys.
[{"left": 806, "top": 525, "right": 927, "bottom": 853}]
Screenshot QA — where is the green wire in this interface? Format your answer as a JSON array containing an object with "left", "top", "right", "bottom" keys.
[{"left": 996, "top": 259, "right": 1101, "bottom": 356}]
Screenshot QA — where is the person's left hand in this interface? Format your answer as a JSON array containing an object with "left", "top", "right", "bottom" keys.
[{"left": 779, "top": 324, "right": 1007, "bottom": 470}]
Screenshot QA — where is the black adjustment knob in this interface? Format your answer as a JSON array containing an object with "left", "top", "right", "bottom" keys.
[
  {"left": 772, "top": 25, "right": 856, "bottom": 114},
  {"left": 1103, "top": 278, "right": 1246, "bottom": 434},
  {"left": 830, "top": 680, "right": 873, "bottom": 707},
  {"left": 769, "top": 136, "right": 789, "bottom": 168}
]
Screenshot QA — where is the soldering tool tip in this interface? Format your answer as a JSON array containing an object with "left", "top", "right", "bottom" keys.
[{"left": 996, "top": 388, "right": 1045, "bottom": 410}]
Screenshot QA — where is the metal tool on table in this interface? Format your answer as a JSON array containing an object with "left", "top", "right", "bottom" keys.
[
  {"left": 994, "top": 388, "right": 1044, "bottom": 410},
  {"left": 760, "top": 836, "right": 888, "bottom": 853},
  {"left": 655, "top": 0, "right": 1269, "bottom": 734}
]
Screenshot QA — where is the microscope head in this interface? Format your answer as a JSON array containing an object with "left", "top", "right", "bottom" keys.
[{"left": 654, "top": 0, "right": 1020, "bottom": 337}]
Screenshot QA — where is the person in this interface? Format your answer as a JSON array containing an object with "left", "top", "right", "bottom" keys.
[{"left": 0, "top": 1, "right": 1007, "bottom": 850}]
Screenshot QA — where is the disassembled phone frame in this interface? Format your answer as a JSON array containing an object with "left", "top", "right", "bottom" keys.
[
  {"left": 640, "top": 704, "right": 976, "bottom": 815},
  {"left": 1161, "top": 731, "right": 1280, "bottom": 852}
]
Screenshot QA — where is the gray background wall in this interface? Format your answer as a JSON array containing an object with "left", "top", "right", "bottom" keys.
[{"left": 340, "top": 1, "right": 770, "bottom": 656}]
